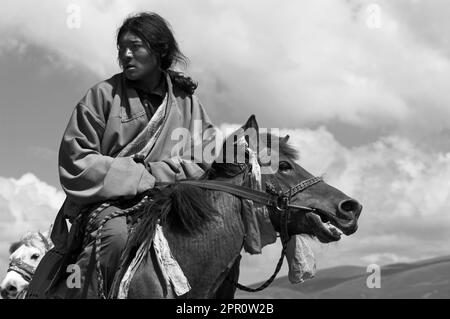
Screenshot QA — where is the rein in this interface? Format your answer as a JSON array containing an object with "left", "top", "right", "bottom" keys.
[
  {"left": 158, "top": 176, "right": 322, "bottom": 214},
  {"left": 7, "top": 259, "right": 35, "bottom": 283},
  {"left": 158, "top": 175, "right": 323, "bottom": 293},
  {"left": 89, "top": 174, "right": 323, "bottom": 298}
]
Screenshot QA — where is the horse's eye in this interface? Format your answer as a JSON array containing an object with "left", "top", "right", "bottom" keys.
[
  {"left": 31, "top": 254, "right": 40, "bottom": 260},
  {"left": 279, "top": 161, "right": 293, "bottom": 172}
]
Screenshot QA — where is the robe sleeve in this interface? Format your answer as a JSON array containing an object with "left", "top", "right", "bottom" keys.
[
  {"left": 146, "top": 95, "right": 217, "bottom": 182},
  {"left": 58, "top": 102, "right": 156, "bottom": 206},
  {"left": 146, "top": 158, "right": 206, "bottom": 182}
]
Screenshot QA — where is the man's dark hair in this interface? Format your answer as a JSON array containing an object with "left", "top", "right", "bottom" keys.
[{"left": 117, "top": 12, "right": 197, "bottom": 94}]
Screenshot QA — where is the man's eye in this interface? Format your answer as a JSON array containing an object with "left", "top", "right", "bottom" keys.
[
  {"left": 118, "top": 44, "right": 144, "bottom": 53},
  {"left": 130, "top": 44, "right": 142, "bottom": 50}
]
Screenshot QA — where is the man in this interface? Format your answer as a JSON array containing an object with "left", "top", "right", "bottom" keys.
[{"left": 27, "top": 12, "right": 216, "bottom": 299}]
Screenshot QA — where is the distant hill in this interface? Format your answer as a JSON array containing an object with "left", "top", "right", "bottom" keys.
[{"left": 236, "top": 255, "right": 450, "bottom": 299}]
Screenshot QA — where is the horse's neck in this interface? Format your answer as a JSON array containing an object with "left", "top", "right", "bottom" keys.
[{"left": 208, "top": 165, "right": 248, "bottom": 185}]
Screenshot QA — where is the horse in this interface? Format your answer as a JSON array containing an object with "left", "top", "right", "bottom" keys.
[
  {"left": 107, "top": 115, "right": 362, "bottom": 299},
  {"left": 1, "top": 228, "right": 53, "bottom": 299}
]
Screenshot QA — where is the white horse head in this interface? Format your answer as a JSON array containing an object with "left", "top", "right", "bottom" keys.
[{"left": 1, "top": 226, "right": 53, "bottom": 299}]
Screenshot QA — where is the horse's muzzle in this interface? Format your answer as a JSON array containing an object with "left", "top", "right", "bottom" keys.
[
  {"left": 338, "top": 199, "right": 362, "bottom": 220},
  {"left": 335, "top": 199, "right": 362, "bottom": 235},
  {"left": 1, "top": 284, "right": 18, "bottom": 299}
]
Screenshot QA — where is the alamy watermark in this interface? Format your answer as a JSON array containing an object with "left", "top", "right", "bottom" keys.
[
  {"left": 366, "top": 3, "right": 383, "bottom": 29},
  {"left": 169, "top": 122, "right": 280, "bottom": 174},
  {"left": 366, "top": 264, "right": 381, "bottom": 288},
  {"left": 66, "top": 4, "right": 82, "bottom": 29},
  {"left": 66, "top": 264, "right": 81, "bottom": 289}
]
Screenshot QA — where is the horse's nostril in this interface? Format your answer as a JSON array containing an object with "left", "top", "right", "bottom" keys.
[
  {"left": 1, "top": 289, "right": 8, "bottom": 299},
  {"left": 6, "top": 284, "right": 17, "bottom": 293},
  {"left": 338, "top": 199, "right": 361, "bottom": 219}
]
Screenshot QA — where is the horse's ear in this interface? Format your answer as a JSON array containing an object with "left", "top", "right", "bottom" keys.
[
  {"left": 215, "top": 115, "right": 260, "bottom": 165},
  {"left": 241, "top": 115, "right": 259, "bottom": 132},
  {"left": 240, "top": 115, "right": 259, "bottom": 152},
  {"left": 47, "top": 224, "right": 54, "bottom": 237},
  {"left": 9, "top": 241, "right": 22, "bottom": 254},
  {"left": 281, "top": 135, "right": 290, "bottom": 144}
]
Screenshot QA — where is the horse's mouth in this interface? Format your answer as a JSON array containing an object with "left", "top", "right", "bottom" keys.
[{"left": 306, "top": 210, "right": 345, "bottom": 243}]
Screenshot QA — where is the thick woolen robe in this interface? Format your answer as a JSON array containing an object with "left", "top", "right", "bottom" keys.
[{"left": 52, "top": 72, "right": 216, "bottom": 251}]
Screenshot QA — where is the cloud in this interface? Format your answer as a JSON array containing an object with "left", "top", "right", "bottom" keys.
[
  {"left": 0, "top": 0, "right": 132, "bottom": 76},
  {"left": 361, "top": 253, "right": 414, "bottom": 265},
  {"left": 181, "top": 0, "right": 450, "bottom": 139},
  {"left": 385, "top": 0, "right": 450, "bottom": 58},
  {"left": 0, "top": 173, "right": 64, "bottom": 242},
  {"left": 2, "top": 0, "right": 450, "bottom": 141}
]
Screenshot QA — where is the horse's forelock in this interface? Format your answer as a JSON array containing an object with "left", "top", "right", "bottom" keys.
[
  {"left": 19, "top": 232, "right": 46, "bottom": 250},
  {"left": 279, "top": 140, "right": 299, "bottom": 161},
  {"left": 262, "top": 133, "right": 299, "bottom": 161}
]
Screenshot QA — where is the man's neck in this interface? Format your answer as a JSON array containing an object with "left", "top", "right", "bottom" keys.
[{"left": 135, "top": 71, "right": 163, "bottom": 93}]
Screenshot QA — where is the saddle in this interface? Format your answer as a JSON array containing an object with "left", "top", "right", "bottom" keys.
[{"left": 26, "top": 196, "right": 147, "bottom": 299}]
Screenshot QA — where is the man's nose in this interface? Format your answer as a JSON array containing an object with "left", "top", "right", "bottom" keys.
[{"left": 124, "top": 47, "right": 133, "bottom": 58}]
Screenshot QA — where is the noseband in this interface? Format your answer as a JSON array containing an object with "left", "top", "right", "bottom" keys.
[
  {"left": 7, "top": 259, "right": 36, "bottom": 283},
  {"left": 264, "top": 175, "right": 322, "bottom": 247},
  {"left": 7, "top": 232, "right": 52, "bottom": 283},
  {"left": 265, "top": 176, "right": 323, "bottom": 213}
]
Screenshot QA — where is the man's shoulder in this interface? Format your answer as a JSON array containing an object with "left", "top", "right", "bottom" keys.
[
  {"left": 77, "top": 73, "right": 125, "bottom": 117},
  {"left": 87, "top": 73, "right": 124, "bottom": 96}
]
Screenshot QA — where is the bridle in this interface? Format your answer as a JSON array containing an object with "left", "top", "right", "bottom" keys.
[
  {"left": 7, "top": 259, "right": 36, "bottom": 283},
  {"left": 7, "top": 232, "right": 52, "bottom": 283},
  {"left": 265, "top": 175, "right": 323, "bottom": 212},
  {"left": 170, "top": 176, "right": 322, "bottom": 216}
]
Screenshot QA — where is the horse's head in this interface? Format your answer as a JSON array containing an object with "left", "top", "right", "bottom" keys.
[
  {"left": 224, "top": 115, "right": 362, "bottom": 243},
  {"left": 1, "top": 230, "right": 52, "bottom": 299}
]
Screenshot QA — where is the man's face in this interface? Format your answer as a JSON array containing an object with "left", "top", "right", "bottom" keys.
[{"left": 118, "top": 31, "right": 159, "bottom": 81}]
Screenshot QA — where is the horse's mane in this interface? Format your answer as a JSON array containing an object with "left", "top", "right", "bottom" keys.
[
  {"left": 129, "top": 134, "right": 296, "bottom": 250},
  {"left": 128, "top": 184, "right": 219, "bottom": 250}
]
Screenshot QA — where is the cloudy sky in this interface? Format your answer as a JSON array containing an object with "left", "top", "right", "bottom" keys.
[{"left": 1, "top": 0, "right": 450, "bottom": 287}]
